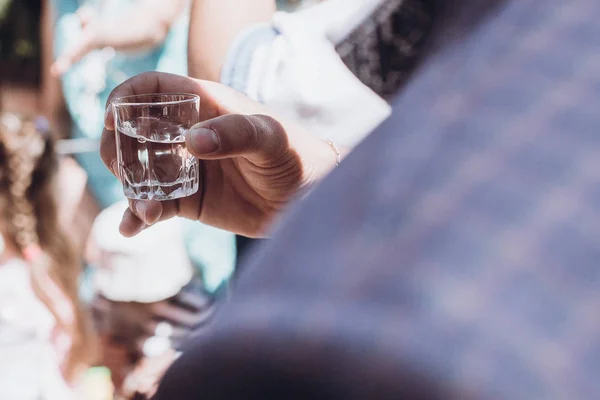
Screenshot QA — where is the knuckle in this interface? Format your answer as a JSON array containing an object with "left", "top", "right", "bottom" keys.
[
  {"left": 250, "top": 114, "right": 287, "bottom": 153},
  {"left": 239, "top": 115, "right": 261, "bottom": 151},
  {"left": 256, "top": 114, "right": 286, "bottom": 141},
  {"left": 260, "top": 114, "right": 286, "bottom": 135}
]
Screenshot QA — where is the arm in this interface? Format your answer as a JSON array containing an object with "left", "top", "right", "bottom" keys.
[
  {"left": 187, "top": 0, "right": 276, "bottom": 81},
  {"left": 51, "top": 0, "right": 188, "bottom": 76},
  {"left": 90, "top": 0, "right": 188, "bottom": 52},
  {"left": 40, "top": 0, "right": 70, "bottom": 137}
]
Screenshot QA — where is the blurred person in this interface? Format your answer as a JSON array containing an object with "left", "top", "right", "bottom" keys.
[
  {"left": 102, "top": 0, "right": 600, "bottom": 397},
  {"left": 0, "top": 113, "right": 95, "bottom": 398},
  {"left": 188, "top": 0, "right": 433, "bottom": 258}
]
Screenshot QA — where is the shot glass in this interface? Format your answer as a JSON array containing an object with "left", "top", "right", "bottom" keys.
[{"left": 113, "top": 93, "right": 200, "bottom": 201}]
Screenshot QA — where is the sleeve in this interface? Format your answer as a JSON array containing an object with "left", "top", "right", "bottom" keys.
[{"left": 220, "top": 1, "right": 392, "bottom": 149}]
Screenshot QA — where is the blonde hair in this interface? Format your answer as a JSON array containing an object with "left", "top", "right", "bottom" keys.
[{"left": 0, "top": 113, "right": 95, "bottom": 382}]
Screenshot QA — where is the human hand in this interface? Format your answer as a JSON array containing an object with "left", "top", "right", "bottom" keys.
[{"left": 100, "top": 72, "right": 338, "bottom": 238}]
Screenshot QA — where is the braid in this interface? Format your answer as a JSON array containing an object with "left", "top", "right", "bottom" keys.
[
  {"left": 2, "top": 116, "right": 44, "bottom": 251},
  {"left": 0, "top": 113, "right": 96, "bottom": 382}
]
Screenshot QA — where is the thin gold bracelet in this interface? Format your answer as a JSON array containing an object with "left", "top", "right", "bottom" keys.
[{"left": 324, "top": 139, "right": 341, "bottom": 167}]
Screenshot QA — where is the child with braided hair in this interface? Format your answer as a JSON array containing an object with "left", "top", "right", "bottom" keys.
[{"left": 0, "top": 113, "right": 95, "bottom": 398}]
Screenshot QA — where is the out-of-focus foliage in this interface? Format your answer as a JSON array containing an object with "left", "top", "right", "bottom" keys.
[
  {"left": 0, "top": 0, "right": 12, "bottom": 19},
  {"left": 0, "top": 0, "right": 42, "bottom": 85}
]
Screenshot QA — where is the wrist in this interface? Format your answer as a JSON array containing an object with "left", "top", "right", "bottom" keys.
[
  {"left": 300, "top": 138, "right": 346, "bottom": 192},
  {"left": 324, "top": 140, "right": 342, "bottom": 168}
]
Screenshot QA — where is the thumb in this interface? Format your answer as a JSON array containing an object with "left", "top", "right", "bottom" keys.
[{"left": 186, "top": 114, "right": 288, "bottom": 163}]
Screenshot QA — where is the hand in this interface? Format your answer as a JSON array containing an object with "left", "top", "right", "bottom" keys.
[{"left": 100, "top": 72, "right": 338, "bottom": 238}]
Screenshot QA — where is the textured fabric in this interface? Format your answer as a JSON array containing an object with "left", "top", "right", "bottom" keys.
[
  {"left": 336, "top": 0, "right": 433, "bottom": 99},
  {"left": 156, "top": 0, "right": 600, "bottom": 398},
  {"left": 220, "top": 24, "right": 279, "bottom": 97}
]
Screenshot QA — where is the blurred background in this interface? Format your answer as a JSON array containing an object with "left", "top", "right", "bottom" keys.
[
  {"left": 0, "top": 0, "right": 315, "bottom": 115},
  {"left": 0, "top": 0, "right": 43, "bottom": 114}
]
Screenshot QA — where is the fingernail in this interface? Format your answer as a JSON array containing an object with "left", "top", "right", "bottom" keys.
[
  {"left": 144, "top": 200, "right": 161, "bottom": 225},
  {"left": 188, "top": 127, "right": 220, "bottom": 154},
  {"left": 104, "top": 104, "right": 113, "bottom": 129},
  {"left": 110, "top": 160, "right": 119, "bottom": 176},
  {"left": 135, "top": 201, "right": 147, "bottom": 222},
  {"left": 119, "top": 212, "right": 141, "bottom": 238}
]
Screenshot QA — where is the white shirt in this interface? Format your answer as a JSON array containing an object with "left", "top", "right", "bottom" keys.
[{"left": 0, "top": 257, "right": 74, "bottom": 400}]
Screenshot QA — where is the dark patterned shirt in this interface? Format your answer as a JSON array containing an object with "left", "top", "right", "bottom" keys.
[
  {"left": 156, "top": 0, "right": 600, "bottom": 398},
  {"left": 336, "top": 0, "right": 434, "bottom": 99}
]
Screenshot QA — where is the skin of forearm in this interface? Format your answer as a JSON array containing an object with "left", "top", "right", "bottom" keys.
[
  {"left": 41, "top": 0, "right": 69, "bottom": 135},
  {"left": 188, "top": 0, "right": 276, "bottom": 81}
]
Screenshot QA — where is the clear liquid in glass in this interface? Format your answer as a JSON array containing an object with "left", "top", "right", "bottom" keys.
[{"left": 117, "top": 117, "right": 199, "bottom": 201}]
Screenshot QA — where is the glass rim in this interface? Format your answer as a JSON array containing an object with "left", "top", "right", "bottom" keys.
[{"left": 112, "top": 93, "right": 200, "bottom": 107}]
